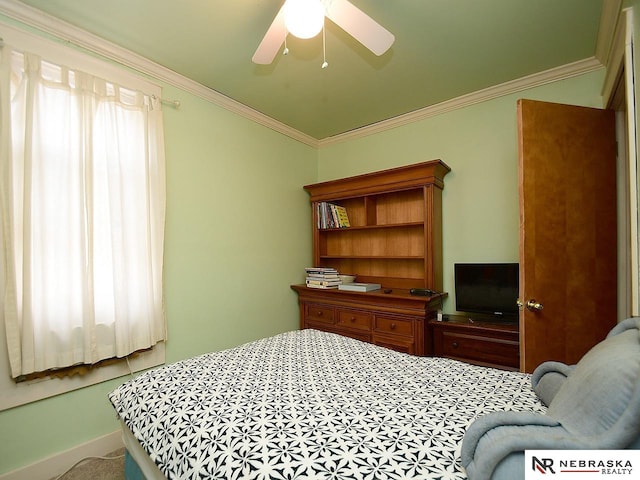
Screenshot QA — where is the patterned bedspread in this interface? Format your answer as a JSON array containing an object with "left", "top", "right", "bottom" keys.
[{"left": 109, "top": 329, "right": 545, "bottom": 480}]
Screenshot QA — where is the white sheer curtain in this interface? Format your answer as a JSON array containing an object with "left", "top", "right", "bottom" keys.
[{"left": 0, "top": 45, "right": 166, "bottom": 379}]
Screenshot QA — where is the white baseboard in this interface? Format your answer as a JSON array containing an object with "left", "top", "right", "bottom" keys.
[{"left": 0, "top": 430, "right": 124, "bottom": 480}]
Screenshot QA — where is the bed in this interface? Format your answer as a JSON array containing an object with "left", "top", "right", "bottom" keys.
[{"left": 109, "top": 329, "right": 546, "bottom": 479}]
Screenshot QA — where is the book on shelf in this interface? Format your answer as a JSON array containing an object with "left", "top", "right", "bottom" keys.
[
  {"left": 334, "top": 205, "right": 350, "bottom": 227},
  {"left": 337, "top": 283, "right": 382, "bottom": 292},
  {"left": 305, "top": 267, "right": 338, "bottom": 274},
  {"left": 305, "top": 266, "right": 341, "bottom": 288},
  {"left": 306, "top": 279, "right": 341, "bottom": 286},
  {"left": 306, "top": 276, "right": 339, "bottom": 282},
  {"left": 306, "top": 283, "right": 340, "bottom": 289},
  {"left": 305, "top": 267, "right": 338, "bottom": 278},
  {"left": 316, "top": 202, "right": 350, "bottom": 229}
]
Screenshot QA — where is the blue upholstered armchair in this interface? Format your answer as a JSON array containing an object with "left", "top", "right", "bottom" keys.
[{"left": 461, "top": 317, "right": 640, "bottom": 480}]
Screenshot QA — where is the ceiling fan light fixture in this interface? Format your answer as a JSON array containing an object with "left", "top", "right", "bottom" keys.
[{"left": 283, "top": 0, "right": 325, "bottom": 39}]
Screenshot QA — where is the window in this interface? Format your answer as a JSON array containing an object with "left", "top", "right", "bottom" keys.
[{"left": 0, "top": 42, "right": 166, "bottom": 381}]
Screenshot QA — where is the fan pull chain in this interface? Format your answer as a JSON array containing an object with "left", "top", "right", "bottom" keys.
[
  {"left": 321, "top": 21, "right": 328, "bottom": 69},
  {"left": 283, "top": 34, "right": 289, "bottom": 56}
]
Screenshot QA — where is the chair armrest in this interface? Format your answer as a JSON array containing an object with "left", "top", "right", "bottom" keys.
[{"left": 531, "top": 361, "right": 575, "bottom": 406}]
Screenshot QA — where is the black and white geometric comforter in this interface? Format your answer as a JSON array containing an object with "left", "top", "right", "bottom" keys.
[{"left": 109, "top": 329, "right": 545, "bottom": 480}]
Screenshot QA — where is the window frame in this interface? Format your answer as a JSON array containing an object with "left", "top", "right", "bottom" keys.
[{"left": 0, "top": 22, "right": 166, "bottom": 411}]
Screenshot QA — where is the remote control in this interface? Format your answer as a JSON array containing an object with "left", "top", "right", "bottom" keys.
[{"left": 409, "top": 288, "right": 437, "bottom": 296}]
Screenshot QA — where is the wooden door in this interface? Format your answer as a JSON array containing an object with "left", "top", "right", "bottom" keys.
[{"left": 518, "top": 99, "right": 617, "bottom": 373}]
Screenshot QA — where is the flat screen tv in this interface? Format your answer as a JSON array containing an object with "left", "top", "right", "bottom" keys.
[{"left": 454, "top": 263, "right": 519, "bottom": 320}]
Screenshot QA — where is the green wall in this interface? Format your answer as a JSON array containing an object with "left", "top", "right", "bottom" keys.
[
  {"left": 318, "top": 70, "right": 606, "bottom": 314},
  {"left": 160, "top": 85, "right": 316, "bottom": 361}
]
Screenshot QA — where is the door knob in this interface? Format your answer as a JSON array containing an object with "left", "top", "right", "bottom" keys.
[{"left": 525, "top": 299, "right": 544, "bottom": 311}]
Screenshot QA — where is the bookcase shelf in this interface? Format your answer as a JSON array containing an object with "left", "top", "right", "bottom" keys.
[
  {"left": 305, "top": 159, "right": 450, "bottom": 290},
  {"left": 320, "top": 255, "right": 425, "bottom": 259},
  {"left": 319, "top": 221, "right": 425, "bottom": 231}
]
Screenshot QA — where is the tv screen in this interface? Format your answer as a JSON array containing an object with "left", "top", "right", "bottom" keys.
[{"left": 454, "top": 263, "right": 519, "bottom": 319}]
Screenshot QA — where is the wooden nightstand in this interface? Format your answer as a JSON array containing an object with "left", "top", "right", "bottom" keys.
[{"left": 430, "top": 315, "right": 520, "bottom": 370}]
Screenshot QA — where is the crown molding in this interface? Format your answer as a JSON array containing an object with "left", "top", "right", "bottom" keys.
[
  {"left": 318, "top": 57, "right": 604, "bottom": 147},
  {"left": 0, "top": 0, "right": 320, "bottom": 148},
  {"left": 601, "top": 5, "right": 633, "bottom": 105},
  {"left": 595, "top": 0, "right": 624, "bottom": 65},
  {"left": 0, "top": 0, "right": 616, "bottom": 150}
]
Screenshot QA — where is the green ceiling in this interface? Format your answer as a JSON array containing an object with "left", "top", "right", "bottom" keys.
[{"left": 8, "top": 0, "right": 604, "bottom": 140}]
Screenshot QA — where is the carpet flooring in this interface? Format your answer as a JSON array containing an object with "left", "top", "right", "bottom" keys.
[{"left": 51, "top": 448, "right": 125, "bottom": 480}]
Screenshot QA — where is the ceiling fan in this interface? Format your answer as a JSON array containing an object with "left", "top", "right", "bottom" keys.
[{"left": 252, "top": 0, "right": 395, "bottom": 65}]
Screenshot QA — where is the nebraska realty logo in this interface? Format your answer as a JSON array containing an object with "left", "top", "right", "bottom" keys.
[{"left": 525, "top": 450, "right": 638, "bottom": 479}]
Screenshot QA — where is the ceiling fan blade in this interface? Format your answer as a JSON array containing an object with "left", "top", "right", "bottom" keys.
[
  {"left": 325, "top": 0, "right": 394, "bottom": 56},
  {"left": 252, "top": 5, "right": 287, "bottom": 64}
]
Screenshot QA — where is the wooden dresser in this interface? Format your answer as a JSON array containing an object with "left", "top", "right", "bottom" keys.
[
  {"left": 292, "top": 160, "right": 450, "bottom": 356},
  {"left": 291, "top": 285, "right": 445, "bottom": 356}
]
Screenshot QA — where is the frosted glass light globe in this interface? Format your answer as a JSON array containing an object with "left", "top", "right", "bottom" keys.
[{"left": 284, "top": 0, "right": 325, "bottom": 39}]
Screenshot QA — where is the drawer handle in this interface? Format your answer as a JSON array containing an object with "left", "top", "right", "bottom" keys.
[
  {"left": 390, "top": 323, "right": 397, "bottom": 330},
  {"left": 316, "top": 311, "right": 323, "bottom": 316},
  {"left": 452, "top": 341, "right": 459, "bottom": 349},
  {"left": 350, "top": 316, "right": 356, "bottom": 322}
]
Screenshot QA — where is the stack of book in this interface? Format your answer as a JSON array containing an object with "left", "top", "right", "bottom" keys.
[
  {"left": 305, "top": 267, "right": 340, "bottom": 289},
  {"left": 317, "top": 202, "right": 350, "bottom": 229}
]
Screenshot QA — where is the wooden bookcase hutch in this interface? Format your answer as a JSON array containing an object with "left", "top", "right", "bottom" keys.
[{"left": 291, "top": 160, "right": 450, "bottom": 356}]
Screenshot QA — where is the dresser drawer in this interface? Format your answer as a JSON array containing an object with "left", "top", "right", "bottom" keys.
[
  {"left": 373, "top": 334, "right": 415, "bottom": 355},
  {"left": 336, "top": 309, "right": 372, "bottom": 332},
  {"left": 374, "top": 315, "right": 414, "bottom": 337},
  {"left": 337, "top": 329, "right": 371, "bottom": 343},
  {"left": 437, "top": 330, "right": 519, "bottom": 369},
  {"left": 304, "top": 304, "right": 335, "bottom": 325}
]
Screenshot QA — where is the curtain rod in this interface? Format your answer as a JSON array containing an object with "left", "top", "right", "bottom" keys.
[
  {"left": 152, "top": 94, "right": 180, "bottom": 109},
  {"left": 160, "top": 98, "right": 181, "bottom": 109}
]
